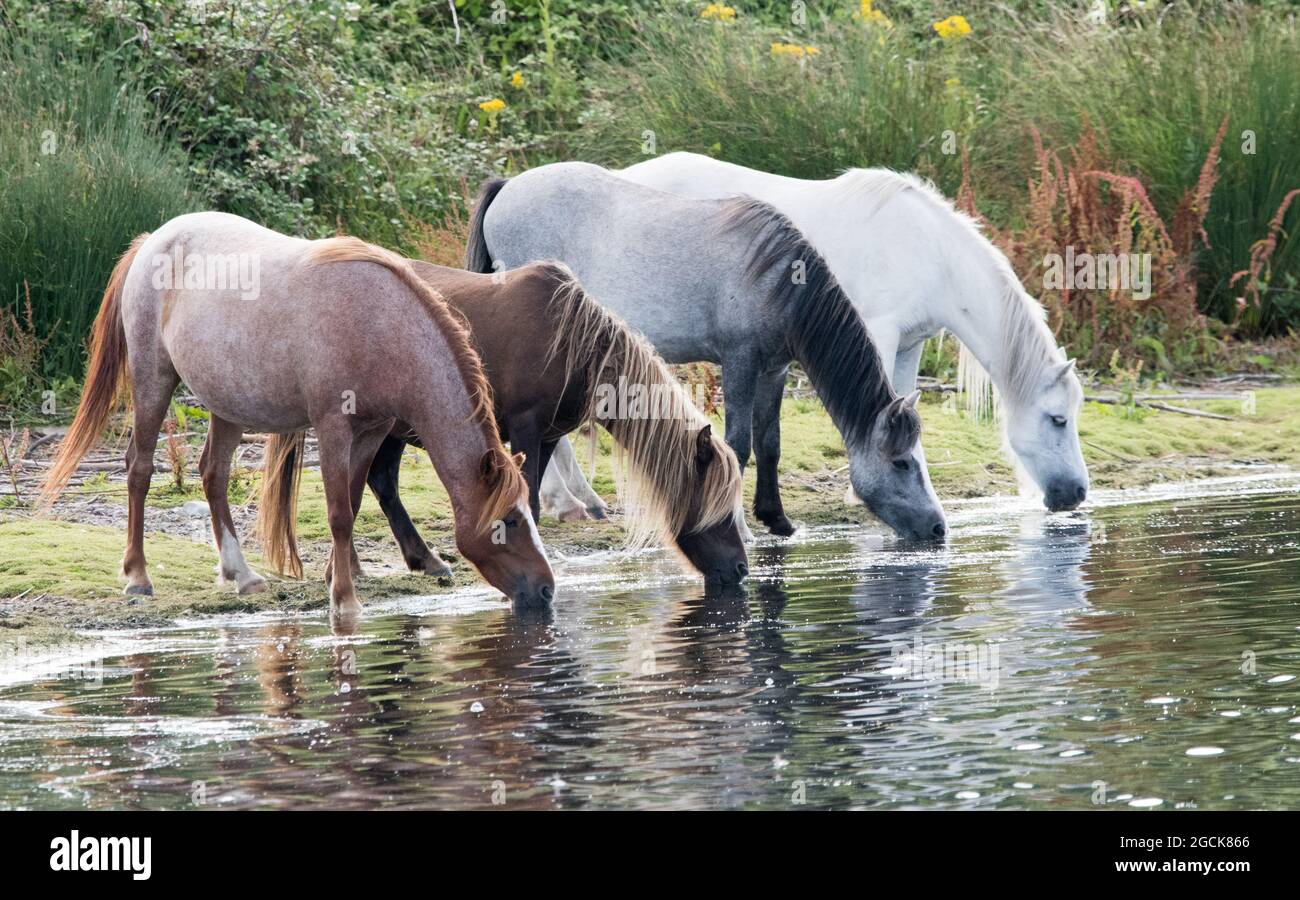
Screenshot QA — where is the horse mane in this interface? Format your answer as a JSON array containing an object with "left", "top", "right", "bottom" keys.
[
  {"left": 715, "top": 196, "right": 918, "bottom": 455},
  {"left": 306, "top": 237, "right": 525, "bottom": 531},
  {"left": 537, "top": 261, "right": 743, "bottom": 548},
  {"left": 834, "top": 167, "right": 1063, "bottom": 417}
]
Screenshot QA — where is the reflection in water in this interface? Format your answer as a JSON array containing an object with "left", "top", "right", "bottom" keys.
[{"left": 2, "top": 479, "right": 1299, "bottom": 810}]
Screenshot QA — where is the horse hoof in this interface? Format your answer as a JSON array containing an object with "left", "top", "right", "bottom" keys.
[
  {"left": 239, "top": 578, "right": 269, "bottom": 595},
  {"left": 766, "top": 517, "right": 796, "bottom": 537},
  {"left": 586, "top": 504, "right": 608, "bottom": 520},
  {"left": 123, "top": 583, "right": 153, "bottom": 597},
  {"left": 332, "top": 597, "right": 363, "bottom": 619},
  {"left": 557, "top": 506, "right": 592, "bottom": 524}
]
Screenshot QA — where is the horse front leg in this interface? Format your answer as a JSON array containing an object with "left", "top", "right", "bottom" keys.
[
  {"left": 316, "top": 418, "right": 362, "bottom": 620},
  {"left": 366, "top": 434, "right": 453, "bottom": 578},
  {"left": 507, "top": 416, "right": 544, "bottom": 524},
  {"left": 200, "top": 414, "right": 267, "bottom": 594},
  {"left": 751, "top": 365, "right": 794, "bottom": 536},
  {"left": 892, "top": 339, "right": 925, "bottom": 394},
  {"left": 326, "top": 423, "right": 391, "bottom": 586}
]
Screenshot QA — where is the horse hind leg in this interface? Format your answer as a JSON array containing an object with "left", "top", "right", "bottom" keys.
[
  {"left": 121, "top": 370, "right": 180, "bottom": 595},
  {"left": 200, "top": 415, "right": 267, "bottom": 594}
]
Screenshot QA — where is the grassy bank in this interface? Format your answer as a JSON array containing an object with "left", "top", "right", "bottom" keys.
[{"left": 4, "top": 385, "right": 1299, "bottom": 646}]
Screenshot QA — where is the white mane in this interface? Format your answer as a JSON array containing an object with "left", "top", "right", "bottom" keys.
[{"left": 833, "top": 168, "right": 1063, "bottom": 419}]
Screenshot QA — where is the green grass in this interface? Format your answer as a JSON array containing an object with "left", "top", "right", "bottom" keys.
[
  {"left": 0, "top": 35, "right": 198, "bottom": 383},
  {"left": 582, "top": 13, "right": 968, "bottom": 188},
  {"left": 979, "top": 6, "right": 1300, "bottom": 332},
  {"left": 7, "top": 384, "right": 1300, "bottom": 644}
]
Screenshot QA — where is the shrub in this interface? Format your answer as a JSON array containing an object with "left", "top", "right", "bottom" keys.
[{"left": 0, "top": 32, "right": 198, "bottom": 383}]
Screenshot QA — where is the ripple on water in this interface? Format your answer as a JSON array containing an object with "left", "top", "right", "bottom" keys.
[{"left": 3, "top": 476, "right": 1300, "bottom": 810}]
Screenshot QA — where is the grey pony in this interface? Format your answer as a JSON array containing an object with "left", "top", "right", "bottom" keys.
[{"left": 466, "top": 162, "right": 946, "bottom": 542}]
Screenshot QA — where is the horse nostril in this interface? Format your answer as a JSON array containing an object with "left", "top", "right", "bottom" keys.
[
  {"left": 1075, "top": 485, "right": 1087, "bottom": 503},
  {"left": 932, "top": 521, "right": 947, "bottom": 539},
  {"left": 539, "top": 584, "right": 554, "bottom": 603},
  {"left": 735, "top": 562, "right": 749, "bottom": 580}
]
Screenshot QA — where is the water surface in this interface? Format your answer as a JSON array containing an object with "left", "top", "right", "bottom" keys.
[{"left": 2, "top": 475, "right": 1299, "bottom": 810}]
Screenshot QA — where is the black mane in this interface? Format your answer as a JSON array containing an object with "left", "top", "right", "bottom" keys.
[{"left": 716, "top": 196, "right": 919, "bottom": 454}]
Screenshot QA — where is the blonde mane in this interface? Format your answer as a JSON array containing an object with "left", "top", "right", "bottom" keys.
[
  {"left": 541, "top": 264, "right": 743, "bottom": 548},
  {"left": 835, "top": 168, "right": 1063, "bottom": 419},
  {"left": 306, "top": 237, "right": 526, "bottom": 532}
]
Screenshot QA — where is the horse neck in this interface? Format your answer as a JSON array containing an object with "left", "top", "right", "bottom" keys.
[
  {"left": 774, "top": 269, "right": 894, "bottom": 451},
  {"left": 829, "top": 181, "right": 1023, "bottom": 387}
]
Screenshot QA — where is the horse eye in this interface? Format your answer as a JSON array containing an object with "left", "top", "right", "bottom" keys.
[
  {"left": 1050, "top": 415, "right": 1067, "bottom": 428},
  {"left": 892, "top": 459, "right": 910, "bottom": 472},
  {"left": 505, "top": 515, "right": 519, "bottom": 528}
]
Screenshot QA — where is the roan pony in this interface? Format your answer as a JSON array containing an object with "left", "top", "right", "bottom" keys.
[
  {"left": 39, "top": 212, "right": 554, "bottom": 617},
  {"left": 259, "top": 259, "right": 750, "bottom": 590}
]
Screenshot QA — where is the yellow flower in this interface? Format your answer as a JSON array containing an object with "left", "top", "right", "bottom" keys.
[
  {"left": 858, "top": 0, "right": 893, "bottom": 29},
  {"left": 933, "top": 15, "right": 972, "bottom": 40},
  {"left": 510, "top": 71, "right": 524, "bottom": 89},
  {"left": 770, "top": 42, "right": 818, "bottom": 59},
  {"left": 479, "top": 98, "right": 505, "bottom": 113},
  {"left": 945, "top": 76, "right": 961, "bottom": 89},
  {"left": 700, "top": 3, "right": 736, "bottom": 20}
]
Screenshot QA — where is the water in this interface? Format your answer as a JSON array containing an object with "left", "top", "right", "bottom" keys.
[{"left": 2, "top": 475, "right": 1299, "bottom": 810}]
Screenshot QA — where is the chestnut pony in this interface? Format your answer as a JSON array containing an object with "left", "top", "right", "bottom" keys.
[
  {"left": 262, "top": 260, "right": 749, "bottom": 590},
  {"left": 40, "top": 212, "right": 553, "bottom": 617}
]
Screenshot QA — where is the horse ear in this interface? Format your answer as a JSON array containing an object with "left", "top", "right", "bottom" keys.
[
  {"left": 695, "top": 424, "right": 715, "bottom": 466},
  {"left": 1054, "top": 358, "right": 1077, "bottom": 383},
  {"left": 512, "top": 451, "right": 526, "bottom": 468},
  {"left": 902, "top": 389, "right": 922, "bottom": 409}
]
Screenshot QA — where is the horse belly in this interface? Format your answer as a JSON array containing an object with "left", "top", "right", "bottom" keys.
[{"left": 163, "top": 304, "right": 311, "bottom": 433}]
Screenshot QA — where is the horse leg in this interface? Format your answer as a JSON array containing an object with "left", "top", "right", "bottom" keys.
[
  {"left": 327, "top": 424, "right": 390, "bottom": 586},
  {"left": 720, "top": 355, "right": 757, "bottom": 471},
  {"left": 121, "top": 374, "right": 179, "bottom": 595},
  {"left": 507, "top": 416, "right": 543, "bottom": 523},
  {"left": 366, "top": 435, "right": 453, "bottom": 577},
  {"left": 751, "top": 365, "right": 794, "bottom": 536},
  {"left": 557, "top": 434, "right": 608, "bottom": 519},
  {"left": 200, "top": 414, "right": 267, "bottom": 594},
  {"left": 316, "top": 418, "right": 361, "bottom": 616},
  {"left": 540, "top": 436, "right": 593, "bottom": 523},
  {"left": 892, "top": 338, "right": 925, "bottom": 394}
]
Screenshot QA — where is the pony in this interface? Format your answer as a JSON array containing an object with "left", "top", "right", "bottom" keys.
[
  {"left": 466, "top": 162, "right": 947, "bottom": 541},
  {"left": 617, "top": 152, "right": 1089, "bottom": 512},
  {"left": 39, "top": 212, "right": 553, "bottom": 617},
  {"left": 261, "top": 259, "right": 750, "bottom": 590}
]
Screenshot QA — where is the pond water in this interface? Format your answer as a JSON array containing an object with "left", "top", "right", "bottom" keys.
[{"left": 2, "top": 474, "right": 1299, "bottom": 810}]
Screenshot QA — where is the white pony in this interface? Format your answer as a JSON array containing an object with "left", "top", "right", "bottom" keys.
[{"left": 540, "top": 152, "right": 1088, "bottom": 517}]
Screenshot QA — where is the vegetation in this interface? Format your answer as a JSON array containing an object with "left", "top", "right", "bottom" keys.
[
  {"left": 2, "top": 1, "right": 1299, "bottom": 390},
  {"left": 6, "top": 385, "right": 1300, "bottom": 642}
]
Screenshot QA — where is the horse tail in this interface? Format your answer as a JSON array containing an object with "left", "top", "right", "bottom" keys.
[
  {"left": 538, "top": 262, "right": 742, "bottom": 547},
  {"left": 39, "top": 233, "right": 149, "bottom": 507},
  {"left": 256, "top": 431, "right": 307, "bottom": 579},
  {"left": 465, "top": 176, "right": 509, "bottom": 273}
]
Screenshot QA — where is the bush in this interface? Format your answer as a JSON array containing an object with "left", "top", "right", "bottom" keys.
[
  {"left": 0, "top": 33, "right": 198, "bottom": 384},
  {"left": 978, "top": 4, "right": 1300, "bottom": 334}
]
